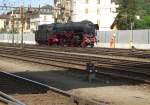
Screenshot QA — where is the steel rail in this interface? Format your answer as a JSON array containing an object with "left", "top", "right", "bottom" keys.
[
  {"left": 20, "top": 47, "right": 150, "bottom": 59},
  {"left": 0, "top": 46, "right": 149, "bottom": 68},
  {"left": 0, "top": 97, "right": 20, "bottom": 105},
  {"left": 0, "top": 54, "right": 150, "bottom": 83},
  {"left": 0, "top": 47, "right": 149, "bottom": 82},
  {"left": 24, "top": 45, "right": 150, "bottom": 58},
  {"left": 0, "top": 91, "right": 25, "bottom": 105},
  {"left": 0, "top": 71, "right": 101, "bottom": 105},
  {"left": 0, "top": 49, "right": 149, "bottom": 70},
  {"left": 0, "top": 44, "right": 149, "bottom": 58},
  {"left": 0, "top": 47, "right": 149, "bottom": 72},
  {"left": 0, "top": 48, "right": 149, "bottom": 75},
  {"left": 0, "top": 46, "right": 149, "bottom": 76},
  {"left": 0, "top": 46, "right": 149, "bottom": 64}
]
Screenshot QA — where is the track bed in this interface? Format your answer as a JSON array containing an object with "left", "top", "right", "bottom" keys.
[{"left": 0, "top": 72, "right": 76, "bottom": 105}]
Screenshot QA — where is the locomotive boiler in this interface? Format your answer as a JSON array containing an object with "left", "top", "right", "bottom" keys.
[{"left": 35, "top": 20, "right": 99, "bottom": 47}]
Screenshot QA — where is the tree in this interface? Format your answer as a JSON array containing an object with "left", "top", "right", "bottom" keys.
[
  {"left": 115, "top": 0, "right": 137, "bottom": 30},
  {"left": 135, "top": 16, "right": 150, "bottom": 29},
  {"left": 114, "top": 0, "right": 150, "bottom": 29},
  {"left": 134, "top": 0, "right": 150, "bottom": 29}
]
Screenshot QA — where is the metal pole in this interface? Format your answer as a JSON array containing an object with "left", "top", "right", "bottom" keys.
[
  {"left": 131, "top": 22, "right": 134, "bottom": 42},
  {"left": 21, "top": 23, "right": 24, "bottom": 48},
  {"left": 20, "top": 6, "right": 24, "bottom": 49},
  {"left": 130, "top": 22, "right": 134, "bottom": 48},
  {"left": 148, "top": 29, "right": 150, "bottom": 44},
  {"left": 11, "top": 12, "right": 15, "bottom": 46}
]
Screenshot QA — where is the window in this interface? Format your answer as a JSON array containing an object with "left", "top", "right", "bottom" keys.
[
  {"left": 85, "top": 8, "right": 88, "bottom": 14},
  {"left": 97, "top": 0, "right": 100, "bottom": 4}
]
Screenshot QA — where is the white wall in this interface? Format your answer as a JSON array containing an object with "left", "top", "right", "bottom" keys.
[
  {"left": 39, "top": 15, "right": 54, "bottom": 25},
  {"left": 30, "top": 14, "right": 54, "bottom": 31},
  {"left": 0, "top": 19, "right": 5, "bottom": 29},
  {"left": 72, "top": 0, "right": 118, "bottom": 31}
]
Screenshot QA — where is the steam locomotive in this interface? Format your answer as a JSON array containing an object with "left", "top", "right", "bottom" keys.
[{"left": 35, "top": 20, "right": 99, "bottom": 47}]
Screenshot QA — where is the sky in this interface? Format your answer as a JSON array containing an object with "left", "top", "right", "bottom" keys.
[
  {"left": 0, "top": 0, "right": 54, "bottom": 14},
  {"left": 0, "top": 0, "right": 54, "bottom": 7}
]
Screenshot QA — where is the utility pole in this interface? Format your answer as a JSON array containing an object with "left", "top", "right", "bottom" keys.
[
  {"left": 11, "top": 12, "right": 15, "bottom": 46},
  {"left": 20, "top": 5, "right": 24, "bottom": 48}
]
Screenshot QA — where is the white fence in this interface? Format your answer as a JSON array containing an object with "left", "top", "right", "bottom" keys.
[
  {"left": 0, "top": 32, "right": 36, "bottom": 44},
  {"left": 0, "top": 30, "right": 150, "bottom": 49},
  {"left": 96, "top": 29, "right": 150, "bottom": 49}
]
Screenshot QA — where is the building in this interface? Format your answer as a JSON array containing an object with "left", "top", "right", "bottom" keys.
[
  {"left": 0, "top": 5, "right": 54, "bottom": 33},
  {"left": 54, "top": 0, "right": 72, "bottom": 23},
  {"left": 0, "top": 15, "right": 7, "bottom": 32},
  {"left": 0, "top": 19, "right": 5, "bottom": 29},
  {"left": 29, "top": 5, "right": 54, "bottom": 31},
  {"left": 54, "top": 0, "right": 118, "bottom": 30},
  {"left": 2, "top": 9, "right": 30, "bottom": 33}
]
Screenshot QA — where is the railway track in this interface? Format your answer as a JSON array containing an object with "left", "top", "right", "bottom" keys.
[
  {"left": 26, "top": 45, "right": 150, "bottom": 59},
  {"left": 0, "top": 46, "right": 149, "bottom": 83},
  {"left": 0, "top": 43, "right": 150, "bottom": 59},
  {"left": 0, "top": 71, "right": 101, "bottom": 105},
  {"left": 0, "top": 91, "right": 25, "bottom": 105}
]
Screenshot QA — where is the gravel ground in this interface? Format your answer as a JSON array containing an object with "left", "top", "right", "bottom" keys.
[
  {"left": 0, "top": 56, "right": 150, "bottom": 105},
  {"left": 12, "top": 92, "right": 74, "bottom": 105},
  {"left": 0, "top": 72, "right": 75, "bottom": 105},
  {"left": 0, "top": 102, "right": 6, "bottom": 105},
  {"left": 0, "top": 92, "right": 74, "bottom": 105}
]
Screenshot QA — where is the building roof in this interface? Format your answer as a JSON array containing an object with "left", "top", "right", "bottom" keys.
[
  {"left": 0, "top": 14, "right": 10, "bottom": 19},
  {"left": 28, "top": 5, "right": 53, "bottom": 15},
  {"left": 4, "top": 4, "right": 53, "bottom": 18}
]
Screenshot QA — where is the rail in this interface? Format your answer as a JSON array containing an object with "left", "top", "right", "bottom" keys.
[
  {"left": 0, "top": 46, "right": 149, "bottom": 84},
  {"left": 0, "top": 91, "right": 25, "bottom": 105},
  {"left": 0, "top": 71, "right": 101, "bottom": 105}
]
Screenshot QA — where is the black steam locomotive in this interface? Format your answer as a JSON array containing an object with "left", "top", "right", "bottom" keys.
[{"left": 35, "top": 20, "right": 99, "bottom": 47}]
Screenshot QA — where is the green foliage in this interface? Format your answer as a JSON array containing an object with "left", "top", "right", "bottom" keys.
[
  {"left": 114, "top": 0, "right": 150, "bottom": 30},
  {"left": 135, "top": 16, "right": 150, "bottom": 29}
]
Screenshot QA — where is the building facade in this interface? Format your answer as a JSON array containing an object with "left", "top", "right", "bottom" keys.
[
  {"left": 28, "top": 5, "right": 54, "bottom": 31},
  {"left": 54, "top": 0, "right": 72, "bottom": 23},
  {"left": 0, "top": 10, "right": 31, "bottom": 33},
  {"left": 54, "top": 0, "right": 118, "bottom": 30},
  {"left": 0, "top": 5, "right": 54, "bottom": 33},
  {"left": 0, "top": 19, "right": 5, "bottom": 30},
  {"left": 30, "top": 14, "right": 54, "bottom": 31}
]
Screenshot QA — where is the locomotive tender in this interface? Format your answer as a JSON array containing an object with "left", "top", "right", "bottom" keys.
[{"left": 35, "top": 20, "right": 99, "bottom": 47}]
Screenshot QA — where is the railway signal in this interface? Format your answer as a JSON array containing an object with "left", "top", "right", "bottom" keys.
[{"left": 86, "top": 62, "right": 97, "bottom": 83}]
